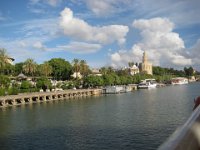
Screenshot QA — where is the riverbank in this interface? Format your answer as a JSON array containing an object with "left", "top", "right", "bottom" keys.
[{"left": 0, "top": 89, "right": 102, "bottom": 108}]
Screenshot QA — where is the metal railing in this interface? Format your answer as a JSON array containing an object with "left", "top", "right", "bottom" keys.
[{"left": 159, "top": 105, "right": 200, "bottom": 150}]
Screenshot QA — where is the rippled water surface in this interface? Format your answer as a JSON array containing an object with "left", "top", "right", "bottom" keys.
[{"left": 0, "top": 82, "right": 200, "bottom": 150}]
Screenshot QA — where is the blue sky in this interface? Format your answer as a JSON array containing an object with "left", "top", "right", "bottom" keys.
[{"left": 0, "top": 0, "right": 200, "bottom": 70}]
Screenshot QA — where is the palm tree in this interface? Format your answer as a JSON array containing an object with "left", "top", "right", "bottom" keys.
[
  {"left": 108, "top": 66, "right": 114, "bottom": 73},
  {"left": 72, "top": 59, "right": 80, "bottom": 78},
  {"left": 0, "top": 48, "right": 10, "bottom": 72},
  {"left": 38, "top": 62, "right": 52, "bottom": 77},
  {"left": 100, "top": 67, "right": 108, "bottom": 75},
  {"left": 23, "top": 58, "right": 37, "bottom": 76},
  {"left": 80, "top": 60, "right": 89, "bottom": 77},
  {"left": 72, "top": 59, "right": 80, "bottom": 72}
]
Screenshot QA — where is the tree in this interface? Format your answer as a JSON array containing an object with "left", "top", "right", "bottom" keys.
[
  {"left": 14, "top": 62, "right": 24, "bottom": 75},
  {"left": 100, "top": 66, "right": 115, "bottom": 75},
  {"left": 72, "top": 59, "right": 80, "bottom": 73},
  {"left": 184, "top": 66, "right": 194, "bottom": 76},
  {"left": 83, "top": 75, "right": 104, "bottom": 88},
  {"left": 0, "top": 48, "right": 12, "bottom": 74},
  {"left": 3, "top": 64, "right": 14, "bottom": 75},
  {"left": 0, "top": 75, "right": 10, "bottom": 88},
  {"left": 116, "top": 69, "right": 129, "bottom": 76},
  {"left": 36, "top": 77, "right": 52, "bottom": 91},
  {"left": 103, "top": 74, "right": 115, "bottom": 86},
  {"left": 128, "top": 62, "right": 134, "bottom": 67},
  {"left": 23, "top": 58, "right": 37, "bottom": 76},
  {"left": 100, "top": 67, "right": 108, "bottom": 75},
  {"left": 72, "top": 58, "right": 81, "bottom": 78},
  {"left": 80, "top": 60, "right": 90, "bottom": 77},
  {"left": 21, "top": 80, "right": 32, "bottom": 89},
  {"left": 38, "top": 62, "right": 52, "bottom": 77},
  {"left": 48, "top": 58, "right": 72, "bottom": 80}
]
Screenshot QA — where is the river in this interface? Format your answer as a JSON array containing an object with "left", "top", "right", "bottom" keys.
[{"left": 0, "top": 82, "right": 200, "bottom": 150}]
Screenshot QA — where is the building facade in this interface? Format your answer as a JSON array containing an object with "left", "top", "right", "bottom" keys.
[{"left": 129, "top": 65, "right": 140, "bottom": 75}]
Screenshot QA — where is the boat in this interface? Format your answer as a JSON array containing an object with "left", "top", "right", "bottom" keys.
[
  {"left": 171, "top": 77, "right": 188, "bottom": 85},
  {"left": 138, "top": 79, "right": 157, "bottom": 89},
  {"left": 104, "top": 86, "right": 126, "bottom": 94}
]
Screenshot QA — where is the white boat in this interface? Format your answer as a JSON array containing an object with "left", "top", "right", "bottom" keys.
[
  {"left": 138, "top": 79, "right": 157, "bottom": 89},
  {"left": 104, "top": 86, "right": 125, "bottom": 94},
  {"left": 171, "top": 77, "right": 188, "bottom": 85}
]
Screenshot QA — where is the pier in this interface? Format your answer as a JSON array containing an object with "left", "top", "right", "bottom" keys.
[{"left": 0, "top": 89, "right": 102, "bottom": 108}]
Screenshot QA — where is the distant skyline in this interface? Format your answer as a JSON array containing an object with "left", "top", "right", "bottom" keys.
[{"left": 0, "top": 0, "right": 200, "bottom": 70}]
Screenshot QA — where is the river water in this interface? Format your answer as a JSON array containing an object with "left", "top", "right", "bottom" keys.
[{"left": 0, "top": 82, "right": 200, "bottom": 150}]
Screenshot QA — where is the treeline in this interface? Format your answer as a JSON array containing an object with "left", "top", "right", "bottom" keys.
[
  {"left": 1, "top": 58, "right": 86, "bottom": 80},
  {"left": 0, "top": 48, "right": 198, "bottom": 96},
  {"left": 153, "top": 66, "right": 195, "bottom": 77}
]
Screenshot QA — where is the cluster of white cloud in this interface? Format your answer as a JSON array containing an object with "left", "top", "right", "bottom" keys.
[
  {"left": 59, "top": 8, "right": 129, "bottom": 45},
  {"left": 110, "top": 17, "right": 192, "bottom": 68},
  {"left": 2, "top": 2, "right": 199, "bottom": 68},
  {"left": 78, "top": 0, "right": 200, "bottom": 28}
]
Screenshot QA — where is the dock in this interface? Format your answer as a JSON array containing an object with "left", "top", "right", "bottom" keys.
[{"left": 0, "top": 89, "right": 102, "bottom": 108}]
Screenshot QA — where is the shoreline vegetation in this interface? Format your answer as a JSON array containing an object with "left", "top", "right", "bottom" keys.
[{"left": 0, "top": 48, "right": 200, "bottom": 97}]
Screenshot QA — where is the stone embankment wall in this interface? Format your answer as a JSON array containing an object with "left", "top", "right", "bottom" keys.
[{"left": 0, "top": 89, "right": 102, "bottom": 108}]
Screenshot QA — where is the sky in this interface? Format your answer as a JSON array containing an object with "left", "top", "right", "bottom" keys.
[{"left": 0, "top": 0, "right": 200, "bottom": 70}]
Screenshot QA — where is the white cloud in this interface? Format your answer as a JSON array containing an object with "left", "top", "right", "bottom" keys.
[
  {"left": 133, "top": 18, "right": 174, "bottom": 33},
  {"left": 33, "top": 41, "right": 47, "bottom": 50},
  {"left": 56, "top": 42, "right": 101, "bottom": 54},
  {"left": 30, "top": 0, "right": 62, "bottom": 6},
  {"left": 185, "top": 39, "right": 200, "bottom": 66},
  {"left": 86, "top": 0, "right": 115, "bottom": 16},
  {"left": 0, "top": 12, "right": 5, "bottom": 21},
  {"left": 131, "top": 0, "right": 200, "bottom": 27},
  {"left": 0, "top": 38, "right": 49, "bottom": 63},
  {"left": 110, "top": 17, "right": 192, "bottom": 68},
  {"left": 46, "top": 0, "right": 62, "bottom": 6},
  {"left": 17, "top": 18, "right": 60, "bottom": 40},
  {"left": 75, "top": 0, "right": 200, "bottom": 28},
  {"left": 84, "top": 0, "right": 132, "bottom": 16},
  {"left": 59, "top": 7, "right": 129, "bottom": 45},
  {"left": 30, "top": 8, "right": 45, "bottom": 14},
  {"left": 0, "top": 18, "right": 59, "bottom": 62}
]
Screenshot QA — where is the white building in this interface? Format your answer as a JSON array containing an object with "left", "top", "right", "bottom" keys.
[
  {"left": 71, "top": 72, "right": 82, "bottom": 79},
  {"left": 129, "top": 65, "right": 140, "bottom": 75},
  {"left": 91, "top": 69, "right": 102, "bottom": 76}
]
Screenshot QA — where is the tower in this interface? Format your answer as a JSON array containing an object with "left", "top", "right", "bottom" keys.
[
  {"left": 142, "top": 51, "right": 148, "bottom": 63},
  {"left": 140, "top": 51, "right": 152, "bottom": 75}
]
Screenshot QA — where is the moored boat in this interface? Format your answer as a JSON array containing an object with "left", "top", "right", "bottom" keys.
[
  {"left": 138, "top": 79, "right": 157, "bottom": 89},
  {"left": 171, "top": 77, "right": 188, "bottom": 85}
]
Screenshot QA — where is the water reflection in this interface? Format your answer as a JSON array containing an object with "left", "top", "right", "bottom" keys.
[{"left": 0, "top": 82, "right": 199, "bottom": 150}]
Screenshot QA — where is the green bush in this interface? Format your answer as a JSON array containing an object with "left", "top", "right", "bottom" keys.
[
  {"left": 0, "top": 88, "right": 6, "bottom": 96},
  {"left": 8, "top": 87, "right": 19, "bottom": 95},
  {"left": 21, "top": 81, "right": 32, "bottom": 89},
  {"left": 0, "top": 75, "right": 10, "bottom": 88},
  {"left": 36, "top": 77, "right": 52, "bottom": 91}
]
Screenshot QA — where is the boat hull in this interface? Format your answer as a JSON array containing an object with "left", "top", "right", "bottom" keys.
[{"left": 138, "top": 84, "right": 157, "bottom": 89}]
